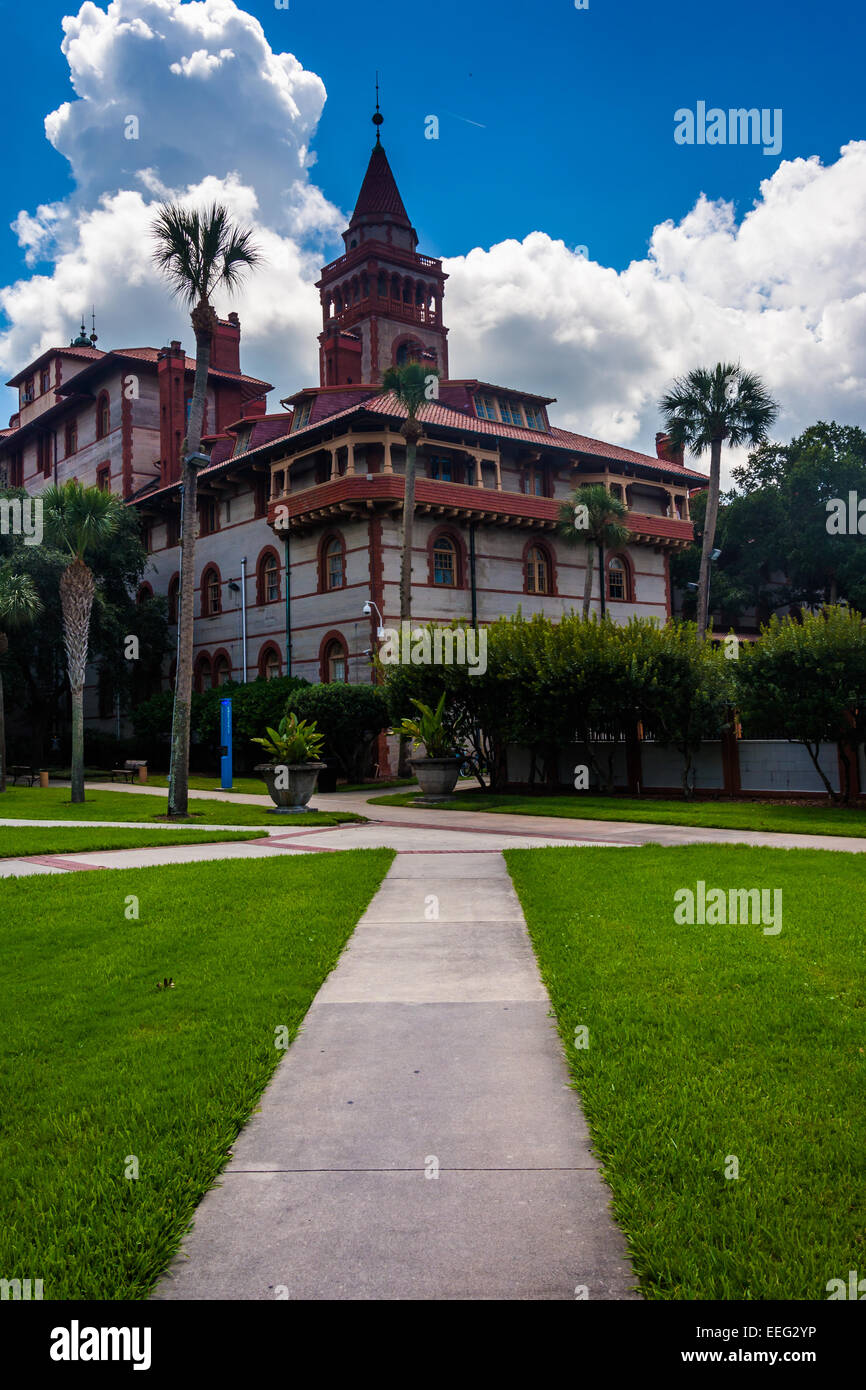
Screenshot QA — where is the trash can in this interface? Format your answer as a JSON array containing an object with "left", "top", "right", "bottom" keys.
[
  {"left": 39, "top": 769, "right": 50, "bottom": 789},
  {"left": 137, "top": 763, "right": 148, "bottom": 784}
]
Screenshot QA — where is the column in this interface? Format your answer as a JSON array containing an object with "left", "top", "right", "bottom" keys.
[
  {"left": 328, "top": 448, "right": 337, "bottom": 482},
  {"left": 495, "top": 457, "right": 502, "bottom": 491},
  {"left": 475, "top": 455, "right": 483, "bottom": 488},
  {"left": 383, "top": 434, "right": 393, "bottom": 474}
]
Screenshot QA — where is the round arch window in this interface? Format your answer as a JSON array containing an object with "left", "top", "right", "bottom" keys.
[
  {"left": 608, "top": 556, "right": 627, "bottom": 601},
  {"left": 214, "top": 655, "right": 232, "bottom": 686},
  {"left": 526, "top": 545, "right": 550, "bottom": 595},
  {"left": 433, "top": 535, "right": 457, "bottom": 586},
  {"left": 325, "top": 639, "right": 347, "bottom": 683}
]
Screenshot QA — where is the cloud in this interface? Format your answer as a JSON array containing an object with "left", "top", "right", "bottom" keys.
[
  {"left": 1, "top": 0, "right": 341, "bottom": 414},
  {"left": 444, "top": 142, "right": 866, "bottom": 480},
  {"left": 1, "top": 0, "right": 865, "bottom": 487}
]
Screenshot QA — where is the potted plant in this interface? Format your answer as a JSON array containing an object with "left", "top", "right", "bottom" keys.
[
  {"left": 400, "top": 694, "right": 461, "bottom": 799},
  {"left": 252, "top": 713, "right": 326, "bottom": 813}
]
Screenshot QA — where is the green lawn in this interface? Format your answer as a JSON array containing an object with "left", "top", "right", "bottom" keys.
[
  {"left": 140, "top": 773, "right": 415, "bottom": 795},
  {"left": 0, "top": 786, "right": 364, "bottom": 826},
  {"left": 0, "top": 827, "right": 260, "bottom": 859},
  {"left": 0, "top": 852, "right": 393, "bottom": 1300},
  {"left": 506, "top": 843, "right": 866, "bottom": 1300},
  {"left": 370, "top": 788, "right": 866, "bottom": 838}
]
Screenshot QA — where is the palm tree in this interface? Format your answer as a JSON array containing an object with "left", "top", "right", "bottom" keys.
[
  {"left": 152, "top": 202, "right": 262, "bottom": 818},
  {"left": 659, "top": 363, "right": 778, "bottom": 640},
  {"left": 559, "top": 483, "right": 629, "bottom": 619},
  {"left": 381, "top": 361, "right": 440, "bottom": 623},
  {"left": 43, "top": 482, "right": 124, "bottom": 803},
  {"left": 0, "top": 566, "right": 43, "bottom": 792}
]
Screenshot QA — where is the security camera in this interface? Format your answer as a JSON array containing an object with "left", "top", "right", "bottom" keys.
[{"left": 363, "top": 601, "right": 372, "bottom": 616}]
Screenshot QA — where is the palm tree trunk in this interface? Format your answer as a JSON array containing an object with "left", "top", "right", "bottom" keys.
[
  {"left": 397, "top": 421, "right": 420, "bottom": 777},
  {"left": 0, "top": 662, "right": 6, "bottom": 794},
  {"left": 399, "top": 423, "right": 419, "bottom": 623},
  {"left": 697, "top": 436, "right": 723, "bottom": 640},
  {"left": 168, "top": 311, "right": 212, "bottom": 819},
  {"left": 59, "top": 558, "right": 95, "bottom": 804},
  {"left": 598, "top": 541, "right": 606, "bottom": 619},
  {"left": 582, "top": 542, "right": 594, "bottom": 619}
]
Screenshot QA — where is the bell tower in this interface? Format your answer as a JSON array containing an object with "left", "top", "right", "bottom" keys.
[{"left": 316, "top": 97, "right": 449, "bottom": 386}]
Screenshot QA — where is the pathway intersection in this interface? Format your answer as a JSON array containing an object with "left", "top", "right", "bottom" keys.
[{"left": 4, "top": 783, "right": 865, "bottom": 1297}]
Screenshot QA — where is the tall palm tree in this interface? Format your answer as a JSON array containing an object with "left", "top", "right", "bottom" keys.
[
  {"left": 659, "top": 363, "right": 778, "bottom": 640},
  {"left": 381, "top": 361, "right": 440, "bottom": 623},
  {"left": 43, "top": 482, "right": 124, "bottom": 803},
  {"left": 0, "top": 566, "right": 43, "bottom": 792},
  {"left": 559, "top": 483, "right": 629, "bottom": 619},
  {"left": 152, "top": 202, "right": 262, "bottom": 818}
]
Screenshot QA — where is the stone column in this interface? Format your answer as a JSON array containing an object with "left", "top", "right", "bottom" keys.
[
  {"left": 495, "top": 457, "right": 502, "bottom": 491},
  {"left": 329, "top": 448, "right": 337, "bottom": 482},
  {"left": 346, "top": 438, "right": 355, "bottom": 476},
  {"left": 383, "top": 434, "right": 393, "bottom": 474},
  {"left": 475, "top": 455, "right": 483, "bottom": 488}
]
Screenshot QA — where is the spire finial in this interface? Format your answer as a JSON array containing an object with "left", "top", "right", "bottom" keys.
[
  {"left": 372, "top": 72, "right": 383, "bottom": 145},
  {"left": 89, "top": 306, "right": 98, "bottom": 345}
]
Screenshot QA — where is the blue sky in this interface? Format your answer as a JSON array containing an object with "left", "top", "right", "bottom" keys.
[
  {"left": 4, "top": 0, "right": 863, "bottom": 276},
  {"left": 1, "top": 0, "right": 865, "bottom": 469}
]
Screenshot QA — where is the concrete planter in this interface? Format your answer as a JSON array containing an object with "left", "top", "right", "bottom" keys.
[
  {"left": 255, "top": 762, "right": 325, "bottom": 813},
  {"left": 410, "top": 756, "right": 461, "bottom": 799}
]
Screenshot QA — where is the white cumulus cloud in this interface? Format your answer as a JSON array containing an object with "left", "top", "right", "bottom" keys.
[{"left": 1, "top": 0, "right": 865, "bottom": 487}]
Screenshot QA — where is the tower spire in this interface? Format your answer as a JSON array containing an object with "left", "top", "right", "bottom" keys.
[{"left": 373, "top": 71, "right": 383, "bottom": 145}]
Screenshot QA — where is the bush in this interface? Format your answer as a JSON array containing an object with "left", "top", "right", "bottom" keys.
[
  {"left": 285, "top": 682, "right": 389, "bottom": 782},
  {"left": 130, "top": 676, "right": 310, "bottom": 774}
]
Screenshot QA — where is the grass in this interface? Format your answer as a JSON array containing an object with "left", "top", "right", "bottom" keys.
[
  {"left": 505, "top": 842, "right": 866, "bottom": 1300},
  {"left": 0, "top": 851, "right": 393, "bottom": 1300},
  {"left": 0, "top": 827, "right": 260, "bottom": 859},
  {"left": 0, "top": 786, "right": 365, "bottom": 826},
  {"left": 140, "top": 772, "right": 416, "bottom": 795},
  {"left": 369, "top": 788, "right": 866, "bottom": 838}
]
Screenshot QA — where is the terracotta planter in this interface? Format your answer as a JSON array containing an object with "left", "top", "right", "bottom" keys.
[
  {"left": 255, "top": 762, "right": 325, "bottom": 813},
  {"left": 410, "top": 756, "right": 461, "bottom": 799}
]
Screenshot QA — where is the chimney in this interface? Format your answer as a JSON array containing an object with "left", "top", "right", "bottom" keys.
[
  {"left": 656, "top": 431, "right": 684, "bottom": 466},
  {"left": 211, "top": 313, "right": 241, "bottom": 374}
]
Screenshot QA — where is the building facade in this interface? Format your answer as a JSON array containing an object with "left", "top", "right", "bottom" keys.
[{"left": 1, "top": 124, "right": 707, "bottom": 768}]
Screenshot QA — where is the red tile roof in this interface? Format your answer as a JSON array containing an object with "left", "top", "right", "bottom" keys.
[
  {"left": 6, "top": 344, "right": 104, "bottom": 387},
  {"left": 233, "top": 391, "right": 707, "bottom": 483},
  {"left": 349, "top": 144, "right": 411, "bottom": 228}
]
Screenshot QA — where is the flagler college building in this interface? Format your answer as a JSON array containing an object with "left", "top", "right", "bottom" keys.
[{"left": 1, "top": 115, "right": 707, "bottom": 770}]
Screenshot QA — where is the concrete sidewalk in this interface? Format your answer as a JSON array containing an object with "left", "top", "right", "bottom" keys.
[{"left": 153, "top": 850, "right": 638, "bottom": 1301}]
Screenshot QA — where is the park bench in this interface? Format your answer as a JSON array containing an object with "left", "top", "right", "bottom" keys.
[
  {"left": 109, "top": 760, "right": 148, "bottom": 784},
  {"left": 10, "top": 764, "right": 37, "bottom": 786}
]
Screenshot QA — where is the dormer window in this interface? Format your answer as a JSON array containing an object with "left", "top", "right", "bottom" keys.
[
  {"left": 294, "top": 399, "right": 313, "bottom": 430},
  {"left": 474, "top": 395, "right": 497, "bottom": 421},
  {"left": 500, "top": 400, "right": 525, "bottom": 426},
  {"left": 524, "top": 405, "right": 545, "bottom": 430},
  {"left": 40, "top": 367, "right": 52, "bottom": 395}
]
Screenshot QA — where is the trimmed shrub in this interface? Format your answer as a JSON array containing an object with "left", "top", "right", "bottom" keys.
[{"left": 285, "top": 682, "right": 389, "bottom": 782}]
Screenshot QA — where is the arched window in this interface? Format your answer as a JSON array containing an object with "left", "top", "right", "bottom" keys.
[
  {"left": 167, "top": 574, "right": 179, "bottom": 624},
  {"left": 202, "top": 565, "right": 221, "bottom": 617},
  {"left": 395, "top": 339, "right": 422, "bottom": 367},
  {"left": 256, "top": 549, "right": 280, "bottom": 605},
  {"left": 324, "top": 638, "right": 347, "bottom": 683},
  {"left": 318, "top": 532, "right": 346, "bottom": 592},
  {"left": 258, "top": 643, "right": 282, "bottom": 681},
  {"left": 214, "top": 653, "right": 232, "bottom": 686},
  {"left": 525, "top": 545, "right": 551, "bottom": 595},
  {"left": 96, "top": 392, "right": 110, "bottom": 440},
  {"left": 194, "top": 654, "right": 212, "bottom": 692},
  {"left": 136, "top": 582, "right": 153, "bottom": 606},
  {"left": 607, "top": 555, "right": 631, "bottom": 602},
  {"left": 433, "top": 534, "right": 457, "bottom": 587}
]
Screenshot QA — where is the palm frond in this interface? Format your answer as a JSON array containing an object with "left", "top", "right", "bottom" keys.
[
  {"left": 659, "top": 363, "right": 779, "bottom": 454},
  {"left": 41, "top": 481, "right": 124, "bottom": 561},
  {"left": 0, "top": 566, "right": 43, "bottom": 627}
]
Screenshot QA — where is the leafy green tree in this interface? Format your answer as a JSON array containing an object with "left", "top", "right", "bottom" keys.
[
  {"left": 0, "top": 566, "right": 42, "bottom": 791},
  {"left": 0, "top": 493, "right": 165, "bottom": 767},
  {"left": 660, "top": 364, "right": 778, "bottom": 639},
  {"left": 285, "top": 683, "right": 389, "bottom": 782},
  {"left": 43, "top": 482, "right": 125, "bottom": 803},
  {"left": 736, "top": 606, "right": 866, "bottom": 803},
  {"left": 558, "top": 483, "right": 629, "bottom": 618},
  {"left": 152, "top": 201, "right": 262, "bottom": 818},
  {"left": 636, "top": 621, "right": 734, "bottom": 798}
]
